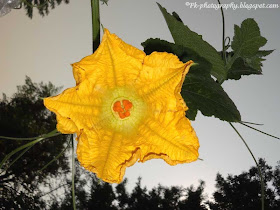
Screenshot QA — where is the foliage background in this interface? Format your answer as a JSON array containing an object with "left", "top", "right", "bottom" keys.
[{"left": 0, "top": 0, "right": 279, "bottom": 196}]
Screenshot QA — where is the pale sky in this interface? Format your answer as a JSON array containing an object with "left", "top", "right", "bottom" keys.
[{"left": 0, "top": 0, "right": 279, "bottom": 198}]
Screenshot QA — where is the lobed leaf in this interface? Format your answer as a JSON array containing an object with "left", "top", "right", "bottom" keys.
[
  {"left": 226, "top": 19, "right": 272, "bottom": 80},
  {"left": 231, "top": 19, "right": 267, "bottom": 57}
]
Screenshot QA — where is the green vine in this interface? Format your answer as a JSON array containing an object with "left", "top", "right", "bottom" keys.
[
  {"left": 230, "top": 123, "right": 265, "bottom": 210},
  {"left": 91, "top": 0, "right": 101, "bottom": 53}
]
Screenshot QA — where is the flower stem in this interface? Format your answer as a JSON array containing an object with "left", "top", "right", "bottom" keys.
[{"left": 91, "top": 0, "right": 101, "bottom": 53}]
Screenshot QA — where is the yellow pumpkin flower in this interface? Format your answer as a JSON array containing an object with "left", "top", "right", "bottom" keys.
[{"left": 44, "top": 29, "right": 199, "bottom": 183}]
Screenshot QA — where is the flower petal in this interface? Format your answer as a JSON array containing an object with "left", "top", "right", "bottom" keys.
[
  {"left": 56, "top": 113, "right": 79, "bottom": 134},
  {"left": 76, "top": 129, "right": 140, "bottom": 183},
  {"left": 136, "top": 52, "right": 193, "bottom": 112},
  {"left": 72, "top": 29, "right": 146, "bottom": 88},
  {"left": 138, "top": 111, "right": 199, "bottom": 164},
  {"left": 44, "top": 79, "right": 103, "bottom": 133}
]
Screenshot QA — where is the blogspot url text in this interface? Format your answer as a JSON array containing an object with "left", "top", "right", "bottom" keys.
[{"left": 185, "top": 2, "right": 279, "bottom": 10}]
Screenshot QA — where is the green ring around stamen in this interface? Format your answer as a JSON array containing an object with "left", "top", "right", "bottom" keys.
[{"left": 100, "top": 87, "right": 147, "bottom": 135}]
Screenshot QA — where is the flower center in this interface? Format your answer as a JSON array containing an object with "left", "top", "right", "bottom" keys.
[{"left": 112, "top": 99, "right": 133, "bottom": 119}]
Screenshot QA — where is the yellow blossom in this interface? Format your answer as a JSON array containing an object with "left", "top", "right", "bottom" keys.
[{"left": 44, "top": 29, "right": 199, "bottom": 183}]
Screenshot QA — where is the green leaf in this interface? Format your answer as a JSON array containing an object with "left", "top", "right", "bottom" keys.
[
  {"left": 255, "top": 50, "right": 274, "bottom": 57},
  {"left": 183, "top": 64, "right": 241, "bottom": 122},
  {"left": 227, "top": 50, "right": 273, "bottom": 80},
  {"left": 142, "top": 38, "right": 193, "bottom": 63},
  {"left": 157, "top": 3, "right": 227, "bottom": 82},
  {"left": 227, "top": 57, "right": 261, "bottom": 80},
  {"left": 226, "top": 19, "right": 272, "bottom": 80},
  {"left": 247, "top": 50, "right": 274, "bottom": 70},
  {"left": 172, "top": 12, "right": 183, "bottom": 23},
  {"left": 142, "top": 38, "right": 241, "bottom": 122},
  {"left": 231, "top": 19, "right": 267, "bottom": 57}
]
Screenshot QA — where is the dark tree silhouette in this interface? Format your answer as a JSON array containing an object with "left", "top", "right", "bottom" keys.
[
  {"left": 124, "top": 177, "right": 207, "bottom": 210},
  {"left": 115, "top": 178, "right": 130, "bottom": 209},
  {"left": 208, "top": 159, "right": 280, "bottom": 210},
  {"left": 20, "top": 0, "right": 69, "bottom": 18},
  {"left": 179, "top": 180, "right": 208, "bottom": 210},
  {"left": 50, "top": 169, "right": 208, "bottom": 210},
  {"left": 127, "top": 177, "right": 151, "bottom": 210},
  {"left": 50, "top": 160, "right": 117, "bottom": 210},
  {"left": 0, "top": 76, "right": 70, "bottom": 209},
  {"left": 17, "top": 0, "right": 108, "bottom": 18},
  {"left": 87, "top": 175, "right": 117, "bottom": 210},
  {"left": 272, "top": 161, "right": 280, "bottom": 207}
]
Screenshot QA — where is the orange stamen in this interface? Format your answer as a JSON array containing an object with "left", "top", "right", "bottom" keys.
[
  {"left": 123, "top": 100, "right": 133, "bottom": 110},
  {"left": 113, "top": 99, "right": 133, "bottom": 119},
  {"left": 113, "top": 101, "right": 124, "bottom": 112}
]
